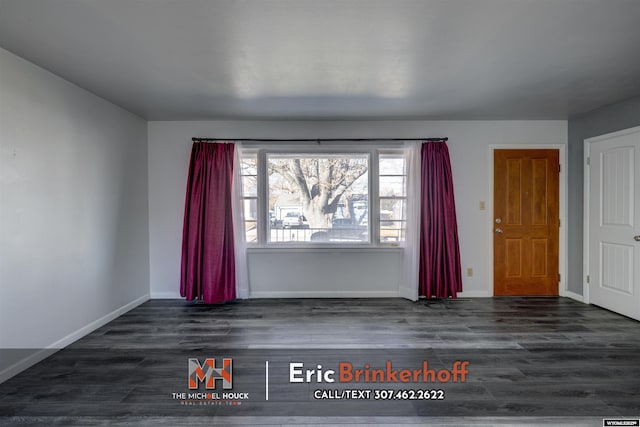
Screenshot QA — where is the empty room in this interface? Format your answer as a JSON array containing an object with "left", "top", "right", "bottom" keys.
[{"left": 1, "top": 1, "right": 640, "bottom": 426}]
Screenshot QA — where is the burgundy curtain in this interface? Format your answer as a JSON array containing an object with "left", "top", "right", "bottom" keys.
[
  {"left": 419, "top": 141, "right": 463, "bottom": 298},
  {"left": 180, "top": 142, "right": 237, "bottom": 304}
]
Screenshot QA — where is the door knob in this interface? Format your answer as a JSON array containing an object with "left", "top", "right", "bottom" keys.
[
  {"left": 635, "top": 235, "right": 640, "bottom": 242},
  {"left": 495, "top": 228, "right": 503, "bottom": 234}
]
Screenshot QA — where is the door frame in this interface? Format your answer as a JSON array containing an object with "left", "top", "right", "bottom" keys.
[
  {"left": 489, "top": 144, "right": 568, "bottom": 298},
  {"left": 583, "top": 125, "right": 640, "bottom": 305}
]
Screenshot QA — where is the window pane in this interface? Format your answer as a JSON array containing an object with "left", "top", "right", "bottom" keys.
[
  {"left": 379, "top": 153, "right": 406, "bottom": 243},
  {"left": 267, "top": 154, "right": 369, "bottom": 243},
  {"left": 241, "top": 155, "right": 257, "bottom": 175},
  {"left": 379, "top": 176, "right": 406, "bottom": 197},
  {"left": 380, "top": 199, "right": 406, "bottom": 221},
  {"left": 242, "top": 198, "right": 258, "bottom": 221},
  {"left": 379, "top": 156, "right": 405, "bottom": 175},
  {"left": 380, "top": 220, "right": 405, "bottom": 242},
  {"left": 240, "top": 153, "right": 258, "bottom": 197},
  {"left": 242, "top": 175, "right": 257, "bottom": 196},
  {"left": 244, "top": 221, "right": 257, "bottom": 243},
  {"left": 380, "top": 199, "right": 406, "bottom": 243}
]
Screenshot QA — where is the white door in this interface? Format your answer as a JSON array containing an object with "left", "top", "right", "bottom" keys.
[{"left": 587, "top": 126, "right": 640, "bottom": 321}]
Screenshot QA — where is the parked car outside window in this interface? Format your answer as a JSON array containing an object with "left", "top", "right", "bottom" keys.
[
  {"left": 329, "top": 217, "right": 368, "bottom": 241},
  {"left": 282, "top": 212, "right": 309, "bottom": 229}
]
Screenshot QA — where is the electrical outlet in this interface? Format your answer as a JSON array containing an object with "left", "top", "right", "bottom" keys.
[{"left": 466, "top": 267, "right": 473, "bottom": 277}]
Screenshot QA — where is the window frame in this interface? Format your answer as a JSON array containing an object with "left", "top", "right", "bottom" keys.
[
  {"left": 378, "top": 149, "right": 408, "bottom": 244},
  {"left": 240, "top": 143, "right": 406, "bottom": 250},
  {"left": 266, "top": 150, "right": 372, "bottom": 246},
  {"left": 239, "top": 149, "right": 259, "bottom": 244}
]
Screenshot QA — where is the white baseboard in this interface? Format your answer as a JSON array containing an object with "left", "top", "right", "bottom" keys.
[
  {"left": 249, "top": 291, "right": 399, "bottom": 298},
  {"left": 564, "top": 290, "right": 585, "bottom": 303},
  {"left": 151, "top": 291, "right": 182, "bottom": 299},
  {"left": 163, "top": 290, "right": 493, "bottom": 299},
  {"left": 0, "top": 348, "right": 60, "bottom": 385},
  {"left": 0, "top": 294, "right": 149, "bottom": 384},
  {"left": 457, "top": 290, "right": 493, "bottom": 298}
]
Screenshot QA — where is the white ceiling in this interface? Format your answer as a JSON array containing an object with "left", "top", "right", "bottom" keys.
[{"left": 1, "top": 0, "right": 640, "bottom": 121}]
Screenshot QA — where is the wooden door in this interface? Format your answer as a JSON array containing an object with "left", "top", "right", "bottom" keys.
[
  {"left": 494, "top": 149, "right": 560, "bottom": 296},
  {"left": 587, "top": 128, "right": 640, "bottom": 320}
]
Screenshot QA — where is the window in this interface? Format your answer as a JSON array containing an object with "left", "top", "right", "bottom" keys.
[
  {"left": 240, "top": 151, "right": 258, "bottom": 243},
  {"left": 379, "top": 153, "right": 407, "bottom": 242},
  {"left": 240, "top": 146, "right": 406, "bottom": 247},
  {"left": 267, "top": 153, "right": 369, "bottom": 243}
]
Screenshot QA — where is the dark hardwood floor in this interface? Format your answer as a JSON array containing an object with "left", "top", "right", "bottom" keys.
[{"left": 1, "top": 297, "right": 639, "bottom": 426}]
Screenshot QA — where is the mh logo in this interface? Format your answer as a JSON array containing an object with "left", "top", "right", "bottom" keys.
[{"left": 188, "top": 358, "right": 233, "bottom": 390}]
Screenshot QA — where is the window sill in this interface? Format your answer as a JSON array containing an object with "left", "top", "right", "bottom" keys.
[{"left": 246, "top": 245, "right": 404, "bottom": 254}]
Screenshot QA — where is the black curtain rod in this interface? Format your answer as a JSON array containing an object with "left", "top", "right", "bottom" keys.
[{"left": 191, "top": 137, "right": 448, "bottom": 143}]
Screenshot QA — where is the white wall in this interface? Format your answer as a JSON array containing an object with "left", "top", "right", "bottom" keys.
[
  {"left": 0, "top": 48, "right": 150, "bottom": 380},
  {"left": 148, "top": 120, "right": 567, "bottom": 299}
]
